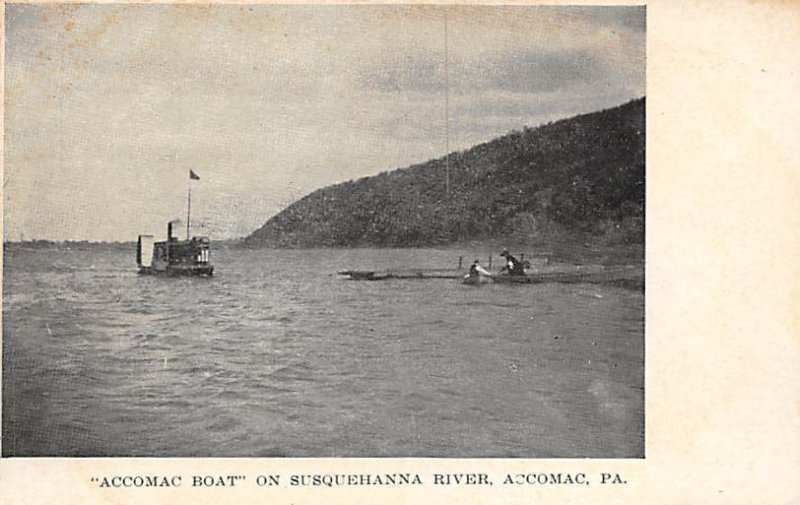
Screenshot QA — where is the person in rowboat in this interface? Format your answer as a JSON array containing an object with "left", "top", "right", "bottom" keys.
[
  {"left": 464, "top": 259, "right": 493, "bottom": 284},
  {"left": 469, "top": 259, "right": 492, "bottom": 278},
  {"left": 499, "top": 248, "right": 526, "bottom": 276}
]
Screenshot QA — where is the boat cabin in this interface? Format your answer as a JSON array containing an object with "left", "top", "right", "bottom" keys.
[{"left": 137, "top": 221, "right": 213, "bottom": 276}]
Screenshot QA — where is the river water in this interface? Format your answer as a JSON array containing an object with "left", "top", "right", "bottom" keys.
[{"left": 3, "top": 245, "right": 643, "bottom": 457}]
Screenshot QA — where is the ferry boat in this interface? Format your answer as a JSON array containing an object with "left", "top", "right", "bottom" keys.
[{"left": 137, "top": 220, "right": 213, "bottom": 276}]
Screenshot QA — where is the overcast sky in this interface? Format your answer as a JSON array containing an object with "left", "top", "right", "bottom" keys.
[{"left": 4, "top": 4, "right": 645, "bottom": 241}]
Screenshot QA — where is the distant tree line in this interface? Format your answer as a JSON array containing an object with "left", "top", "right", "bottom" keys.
[{"left": 4, "top": 240, "right": 136, "bottom": 250}]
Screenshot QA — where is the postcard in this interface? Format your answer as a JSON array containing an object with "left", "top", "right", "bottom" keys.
[{"left": 1, "top": 1, "right": 797, "bottom": 504}]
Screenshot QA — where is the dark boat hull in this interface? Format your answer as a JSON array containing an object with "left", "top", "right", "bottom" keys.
[{"left": 138, "top": 265, "right": 214, "bottom": 277}]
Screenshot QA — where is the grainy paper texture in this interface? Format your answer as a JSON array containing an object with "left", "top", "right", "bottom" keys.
[{"left": 1, "top": 0, "right": 798, "bottom": 504}]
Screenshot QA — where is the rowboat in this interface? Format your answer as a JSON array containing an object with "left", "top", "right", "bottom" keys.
[{"left": 462, "top": 273, "right": 494, "bottom": 285}]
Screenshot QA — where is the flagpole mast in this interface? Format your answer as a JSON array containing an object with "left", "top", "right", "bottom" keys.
[
  {"left": 186, "top": 184, "right": 192, "bottom": 241},
  {"left": 444, "top": 6, "right": 450, "bottom": 196}
]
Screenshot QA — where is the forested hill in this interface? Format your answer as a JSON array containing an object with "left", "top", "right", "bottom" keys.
[{"left": 245, "top": 98, "right": 645, "bottom": 248}]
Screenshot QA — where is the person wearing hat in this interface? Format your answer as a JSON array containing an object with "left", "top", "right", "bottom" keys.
[{"left": 499, "top": 248, "right": 526, "bottom": 276}]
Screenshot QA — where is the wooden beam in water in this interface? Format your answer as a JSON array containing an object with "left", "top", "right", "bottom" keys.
[
  {"left": 338, "top": 269, "right": 462, "bottom": 280},
  {"left": 338, "top": 266, "right": 643, "bottom": 289}
]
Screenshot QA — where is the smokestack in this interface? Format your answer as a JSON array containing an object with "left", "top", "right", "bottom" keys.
[{"left": 168, "top": 220, "right": 182, "bottom": 241}]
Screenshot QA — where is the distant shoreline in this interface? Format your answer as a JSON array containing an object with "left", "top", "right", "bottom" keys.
[{"left": 6, "top": 237, "right": 642, "bottom": 268}]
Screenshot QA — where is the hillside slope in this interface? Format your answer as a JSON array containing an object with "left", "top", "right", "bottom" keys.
[{"left": 246, "top": 98, "right": 645, "bottom": 249}]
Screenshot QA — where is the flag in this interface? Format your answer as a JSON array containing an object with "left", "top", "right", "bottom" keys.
[{"left": 189, "top": 170, "right": 200, "bottom": 180}]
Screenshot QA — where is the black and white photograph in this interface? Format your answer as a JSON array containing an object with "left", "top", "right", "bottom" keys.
[{"left": 3, "top": 4, "right": 645, "bottom": 458}]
